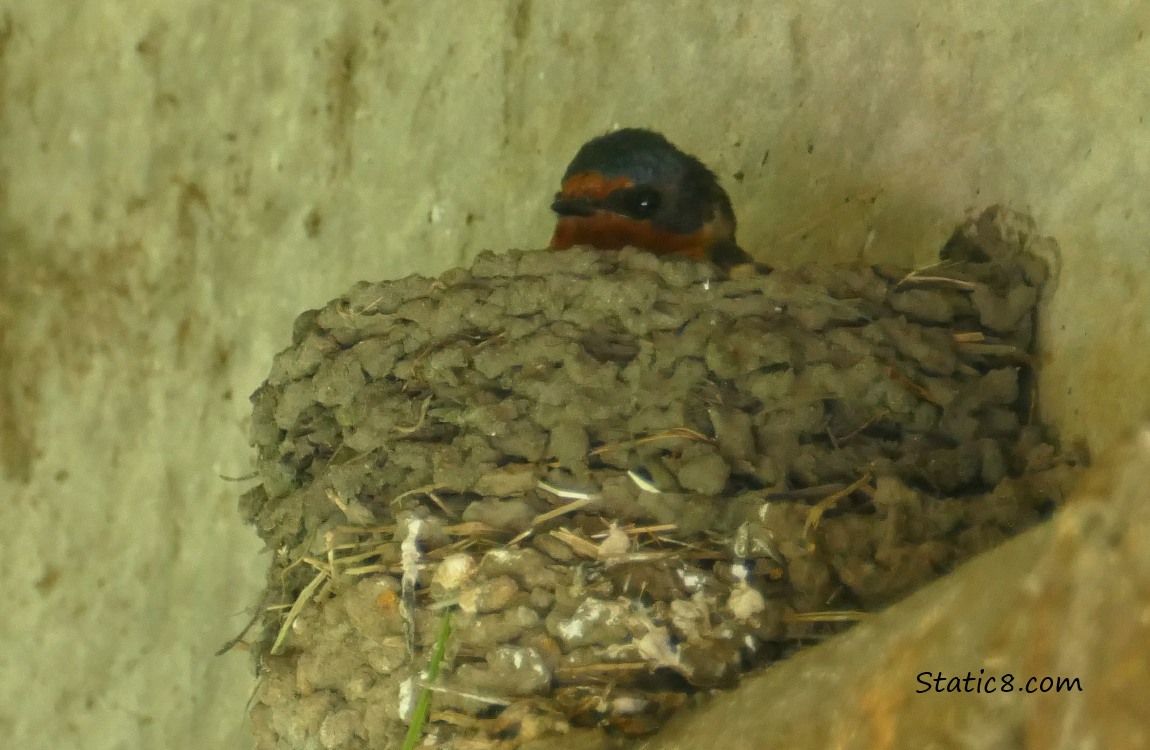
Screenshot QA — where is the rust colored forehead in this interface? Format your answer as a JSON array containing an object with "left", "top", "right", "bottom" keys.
[{"left": 559, "top": 171, "right": 635, "bottom": 200}]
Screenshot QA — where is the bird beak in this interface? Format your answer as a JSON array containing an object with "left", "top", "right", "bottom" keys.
[{"left": 550, "top": 195, "right": 598, "bottom": 217}]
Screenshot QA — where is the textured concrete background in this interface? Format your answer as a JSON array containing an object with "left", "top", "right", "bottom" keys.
[{"left": 0, "top": 2, "right": 1147, "bottom": 748}]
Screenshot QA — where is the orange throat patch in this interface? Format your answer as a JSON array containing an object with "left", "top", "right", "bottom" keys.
[
  {"left": 550, "top": 170, "right": 716, "bottom": 260},
  {"left": 550, "top": 214, "right": 710, "bottom": 260}
]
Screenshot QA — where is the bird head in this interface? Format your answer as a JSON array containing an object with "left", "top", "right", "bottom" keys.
[{"left": 549, "top": 128, "right": 748, "bottom": 266}]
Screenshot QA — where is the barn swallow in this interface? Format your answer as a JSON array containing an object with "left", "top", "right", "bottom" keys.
[{"left": 550, "top": 128, "right": 753, "bottom": 268}]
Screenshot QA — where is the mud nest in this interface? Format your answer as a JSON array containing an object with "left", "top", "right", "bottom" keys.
[{"left": 239, "top": 207, "right": 1080, "bottom": 749}]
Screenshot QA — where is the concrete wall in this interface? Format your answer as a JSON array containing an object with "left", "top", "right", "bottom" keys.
[{"left": 1, "top": 2, "right": 1146, "bottom": 748}]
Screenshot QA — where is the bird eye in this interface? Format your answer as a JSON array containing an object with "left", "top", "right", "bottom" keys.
[{"left": 608, "top": 186, "right": 662, "bottom": 220}]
